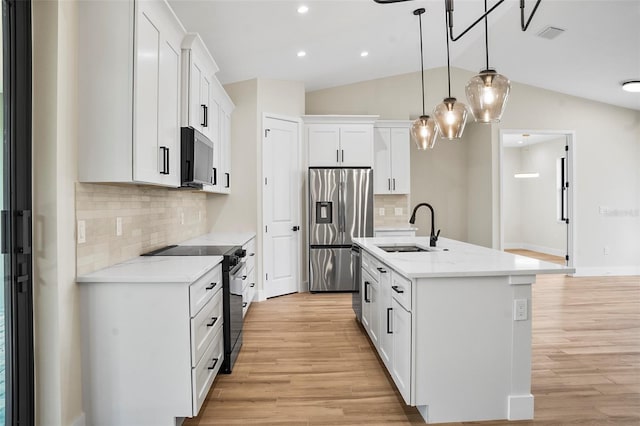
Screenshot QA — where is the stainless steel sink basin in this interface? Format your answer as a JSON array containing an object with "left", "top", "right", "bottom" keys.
[{"left": 376, "top": 245, "right": 449, "bottom": 253}]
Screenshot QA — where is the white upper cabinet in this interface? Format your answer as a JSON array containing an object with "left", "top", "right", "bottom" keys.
[
  {"left": 78, "top": 0, "right": 185, "bottom": 187},
  {"left": 303, "top": 116, "right": 378, "bottom": 167},
  {"left": 374, "top": 121, "right": 411, "bottom": 195},
  {"left": 181, "top": 34, "right": 219, "bottom": 143},
  {"left": 211, "top": 79, "right": 234, "bottom": 193}
]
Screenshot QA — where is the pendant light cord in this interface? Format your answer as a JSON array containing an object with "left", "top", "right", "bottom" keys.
[
  {"left": 445, "top": 8, "right": 452, "bottom": 98},
  {"left": 418, "top": 11, "right": 426, "bottom": 116},
  {"left": 484, "top": 0, "right": 489, "bottom": 69}
]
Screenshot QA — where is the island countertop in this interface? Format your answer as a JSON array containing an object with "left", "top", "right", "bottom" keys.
[{"left": 352, "top": 236, "right": 574, "bottom": 279}]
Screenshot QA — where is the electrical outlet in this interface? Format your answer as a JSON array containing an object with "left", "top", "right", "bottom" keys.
[
  {"left": 77, "top": 220, "right": 86, "bottom": 244},
  {"left": 514, "top": 299, "right": 528, "bottom": 321},
  {"left": 180, "top": 212, "right": 185, "bottom": 225},
  {"left": 604, "top": 246, "right": 610, "bottom": 255},
  {"left": 378, "top": 208, "right": 385, "bottom": 216},
  {"left": 198, "top": 211, "right": 202, "bottom": 222},
  {"left": 394, "top": 207, "right": 403, "bottom": 216},
  {"left": 116, "top": 217, "right": 123, "bottom": 236}
]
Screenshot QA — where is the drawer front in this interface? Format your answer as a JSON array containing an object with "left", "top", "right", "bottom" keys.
[
  {"left": 190, "top": 263, "right": 222, "bottom": 316},
  {"left": 191, "top": 286, "right": 223, "bottom": 366},
  {"left": 192, "top": 326, "right": 224, "bottom": 416},
  {"left": 391, "top": 271, "right": 412, "bottom": 311},
  {"left": 245, "top": 237, "right": 256, "bottom": 273},
  {"left": 361, "top": 251, "right": 379, "bottom": 281}
]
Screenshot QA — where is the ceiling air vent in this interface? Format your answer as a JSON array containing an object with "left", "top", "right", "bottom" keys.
[{"left": 537, "top": 26, "right": 565, "bottom": 40}]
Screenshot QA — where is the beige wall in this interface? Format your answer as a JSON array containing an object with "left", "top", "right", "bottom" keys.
[
  {"left": 33, "top": 1, "right": 83, "bottom": 425},
  {"left": 76, "top": 184, "right": 208, "bottom": 275},
  {"left": 208, "top": 78, "right": 305, "bottom": 296},
  {"left": 374, "top": 194, "right": 410, "bottom": 227},
  {"left": 306, "top": 67, "right": 640, "bottom": 274}
]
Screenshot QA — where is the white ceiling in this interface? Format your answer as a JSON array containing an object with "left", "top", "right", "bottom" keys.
[{"left": 169, "top": 0, "right": 640, "bottom": 111}]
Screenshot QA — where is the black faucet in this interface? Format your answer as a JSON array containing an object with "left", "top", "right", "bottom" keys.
[{"left": 409, "top": 203, "right": 440, "bottom": 247}]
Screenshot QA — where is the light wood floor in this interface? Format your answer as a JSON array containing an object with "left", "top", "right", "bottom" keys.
[
  {"left": 185, "top": 274, "right": 640, "bottom": 425},
  {"left": 505, "top": 249, "right": 566, "bottom": 265}
]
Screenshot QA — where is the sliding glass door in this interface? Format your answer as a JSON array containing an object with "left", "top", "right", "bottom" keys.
[{"left": 2, "top": 0, "right": 34, "bottom": 424}]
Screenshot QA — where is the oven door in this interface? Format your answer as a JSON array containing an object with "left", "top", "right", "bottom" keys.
[{"left": 227, "top": 261, "right": 246, "bottom": 370}]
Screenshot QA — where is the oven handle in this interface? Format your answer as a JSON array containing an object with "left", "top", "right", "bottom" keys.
[{"left": 230, "top": 261, "right": 247, "bottom": 277}]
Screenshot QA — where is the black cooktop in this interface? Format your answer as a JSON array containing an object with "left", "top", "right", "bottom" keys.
[{"left": 142, "top": 245, "right": 240, "bottom": 257}]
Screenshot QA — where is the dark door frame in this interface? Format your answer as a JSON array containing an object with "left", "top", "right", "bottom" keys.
[{"left": 3, "top": 0, "right": 35, "bottom": 424}]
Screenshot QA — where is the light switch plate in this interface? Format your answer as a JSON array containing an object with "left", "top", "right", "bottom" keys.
[{"left": 77, "top": 220, "right": 86, "bottom": 244}]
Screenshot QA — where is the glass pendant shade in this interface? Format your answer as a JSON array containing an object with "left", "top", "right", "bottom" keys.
[
  {"left": 433, "top": 97, "right": 468, "bottom": 140},
  {"left": 411, "top": 115, "right": 439, "bottom": 150},
  {"left": 465, "top": 69, "right": 511, "bottom": 123}
]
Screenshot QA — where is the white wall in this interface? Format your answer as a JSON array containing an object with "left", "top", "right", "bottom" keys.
[
  {"left": 306, "top": 67, "right": 640, "bottom": 275},
  {"left": 207, "top": 78, "right": 305, "bottom": 297},
  {"left": 33, "top": 1, "right": 84, "bottom": 425},
  {"left": 504, "top": 138, "right": 567, "bottom": 256}
]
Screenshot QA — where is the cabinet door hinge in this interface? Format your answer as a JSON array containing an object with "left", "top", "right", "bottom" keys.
[
  {"left": 565, "top": 254, "right": 570, "bottom": 261},
  {"left": 565, "top": 145, "right": 569, "bottom": 151}
]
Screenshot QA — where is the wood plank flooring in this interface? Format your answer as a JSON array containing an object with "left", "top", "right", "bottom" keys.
[
  {"left": 505, "top": 249, "right": 566, "bottom": 265},
  {"left": 184, "top": 274, "right": 640, "bottom": 425}
]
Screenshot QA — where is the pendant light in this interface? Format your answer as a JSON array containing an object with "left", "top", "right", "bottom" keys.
[
  {"left": 411, "top": 8, "right": 438, "bottom": 150},
  {"left": 465, "top": 0, "right": 511, "bottom": 123},
  {"left": 433, "top": 7, "right": 468, "bottom": 140}
]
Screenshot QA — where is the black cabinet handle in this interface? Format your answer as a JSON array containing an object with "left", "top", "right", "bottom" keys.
[
  {"left": 201, "top": 104, "right": 208, "bottom": 127},
  {"left": 160, "top": 147, "right": 169, "bottom": 175},
  {"left": 225, "top": 173, "right": 230, "bottom": 188},
  {"left": 388, "top": 178, "right": 391, "bottom": 191},
  {"left": 211, "top": 167, "right": 217, "bottom": 185},
  {"left": 393, "top": 178, "right": 396, "bottom": 191},
  {"left": 242, "top": 302, "right": 248, "bottom": 308},
  {"left": 341, "top": 149, "right": 344, "bottom": 162},
  {"left": 292, "top": 226, "right": 300, "bottom": 231},
  {"left": 207, "top": 358, "right": 218, "bottom": 370},
  {"left": 249, "top": 253, "right": 255, "bottom": 257},
  {"left": 242, "top": 275, "right": 247, "bottom": 280},
  {"left": 205, "top": 282, "right": 217, "bottom": 291},
  {"left": 364, "top": 281, "right": 370, "bottom": 303},
  {"left": 376, "top": 267, "right": 387, "bottom": 273},
  {"left": 206, "top": 317, "right": 218, "bottom": 327},
  {"left": 387, "top": 308, "right": 393, "bottom": 334},
  {"left": 250, "top": 283, "right": 255, "bottom": 288},
  {"left": 391, "top": 285, "right": 404, "bottom": 294},
  {"left": 336, "top": 149, "right": 339, "bottom": 163}
]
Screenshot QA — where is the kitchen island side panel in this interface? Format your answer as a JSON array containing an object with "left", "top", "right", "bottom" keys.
[{"left": 412, "top": 275, "right": 534, "bottom": 424}]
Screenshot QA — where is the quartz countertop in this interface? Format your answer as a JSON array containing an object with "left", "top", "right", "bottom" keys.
[
  {"left": 181, "top": 231, "right": 256, "bottom": 247},
  {"left": 352, "top": 236, "right": 574, "bottom": 279},
  {"left": 374, "top": 226, "right": 418, "bottom": 231},
  {"left": 76, "top": 255, "right": 223, "bottom": 283}
]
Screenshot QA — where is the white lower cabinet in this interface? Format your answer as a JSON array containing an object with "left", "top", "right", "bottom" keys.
[
  {"left": 242, "top": 236, "right": 257, "bottom": 316},
  {"left": 391, "top": 297, "right": 412, "bottom": 404},
  {"left": 79, "top": 261, "right": 224, "bottom": 426},
  {"left": 361, "top": 259, "right": 412, "bottom": 405}
]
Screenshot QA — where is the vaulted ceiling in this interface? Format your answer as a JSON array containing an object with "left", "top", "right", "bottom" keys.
[{"left": 169, "top": 0, "right": 640, "bottom": 111}]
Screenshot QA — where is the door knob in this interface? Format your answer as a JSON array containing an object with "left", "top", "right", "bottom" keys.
[{"left": 292, "top": 226, "right": 300, "bottom": 231}]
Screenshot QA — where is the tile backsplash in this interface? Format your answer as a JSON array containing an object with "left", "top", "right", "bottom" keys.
[
  {"left": 76, "top": 183, "right": 208, "bottom": 276},
  {"left": 374, "top": 194, "right": 410, "bottom": 227}
]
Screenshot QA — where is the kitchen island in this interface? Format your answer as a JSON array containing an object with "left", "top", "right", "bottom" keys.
[{"left": 352, "top": 236, "right": 574, "bottom": 424}]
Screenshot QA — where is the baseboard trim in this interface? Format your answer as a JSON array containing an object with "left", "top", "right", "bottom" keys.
[
  {"left": 71, "top": 412, "right": 86, "bottom": 426},
  {"left": 508, "top": 394, "right": 534, "bottom": 420},
  {"left": 504, "top": 243, "right": 565, "bottom": 257},
  {"left": 574, "top": 266, "right": 640, "bottom": 277}
]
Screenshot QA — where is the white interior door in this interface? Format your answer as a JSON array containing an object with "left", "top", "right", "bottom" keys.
[{"left": 263, "top": 116, "right": 301, "bottom": 298}]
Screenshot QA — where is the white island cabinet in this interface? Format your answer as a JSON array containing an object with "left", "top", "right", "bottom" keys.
[
  {"left": 77, "top": 256, "right": 224, "bottom": 426},
  {"left": 78, "top": 0, "right": 185, "bottom": 187},
  {"left": 353, "top": 236, "right": 574, "bottom": 424}
]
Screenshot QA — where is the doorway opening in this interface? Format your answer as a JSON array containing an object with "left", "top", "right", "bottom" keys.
[{"left": 499, "top": 129, "right": 575, "bottom": 269}]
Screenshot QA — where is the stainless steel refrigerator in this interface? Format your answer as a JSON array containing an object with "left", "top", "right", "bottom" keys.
[{"left": 309, "top": 168, "right": 373, "bottom": 292}]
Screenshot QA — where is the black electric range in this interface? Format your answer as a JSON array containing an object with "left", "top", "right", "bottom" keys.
[{"left": 142, "top": 244, "right": 246, "bottom": 374}]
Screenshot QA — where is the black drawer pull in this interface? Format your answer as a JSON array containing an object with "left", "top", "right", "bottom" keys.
[
  {"left": 376, "top": 267, "right": 387, "bottom": 273},
  {"left": 249, "top": 253, "right": 255, "bottom": 257},
  {"left": 207, "top": 358, "right": 218, "bottom": 370},
  {"left": 364, "top": 281, "right": 370, "bottom": 303},
  {"left": 242, "top": 275, "right": 247, "bottom": 280},
  {"left": 387, "top": 308, "right": 393, "bottom": 334},
  {"left": 242, "top": 302, "right": 248, "bottom": 308},
  {"left": 206, "top": 317, "right": 218, "bottom": 327},
  {"left": 205, "top": 282, "right": 217, "bottom": 291},
  {"left": 250, "top": 283, "right": 255, "bottom": 288},
  {"left": 391, "top": 285, "right": 404, "bottom": 294}
]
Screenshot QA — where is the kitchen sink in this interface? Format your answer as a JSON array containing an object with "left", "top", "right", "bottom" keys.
[{"left": 377, "top": 245, "right": 447, "bottom": 253}]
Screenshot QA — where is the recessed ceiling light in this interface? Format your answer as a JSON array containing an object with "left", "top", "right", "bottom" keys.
[
  {"left": 360, "top": 51, "right": 369, "bottom": 57},
  {"left": 297, "top": 5, "right": 308, "bottom": 14},
  {"left": 514, "top": 173, "right": 540, "bottom": 179},
  {"left": 297, "top": 51, "right": 306, "bottom": 57},
  {"left": 536, "top": 26, "right": 565, "bottom": 40},
  {"left": 517, "top": 140, "right": 523, "bottom": 144},
  {"left": 622, "top": 80, "right": 640, "bottom": 93}
]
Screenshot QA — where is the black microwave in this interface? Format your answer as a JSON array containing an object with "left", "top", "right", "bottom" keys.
[{"left": 181, "top": 127, "right": 214, "bottom": 187}]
